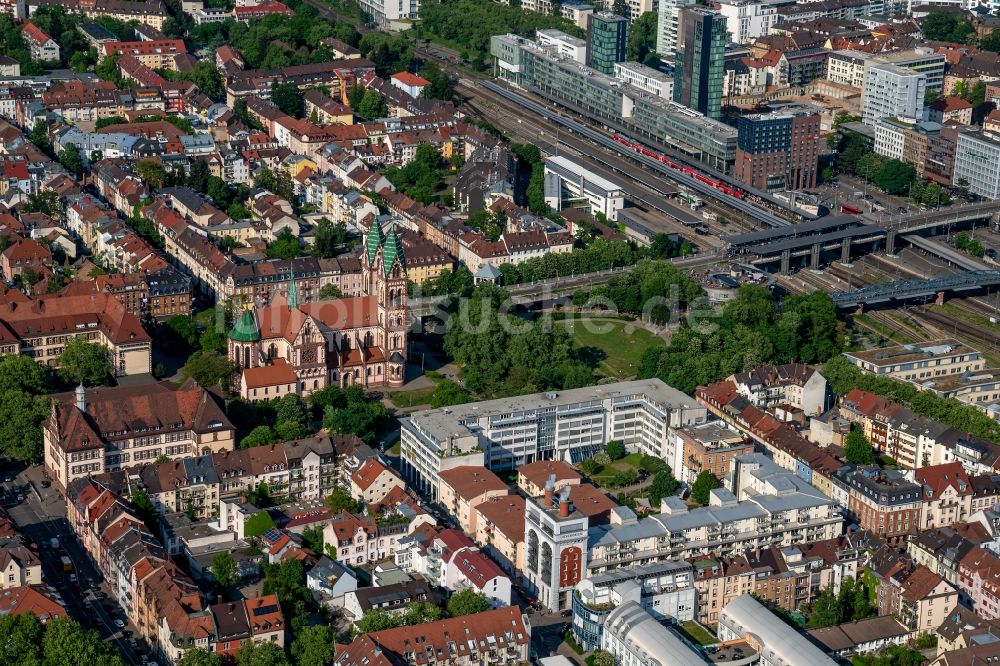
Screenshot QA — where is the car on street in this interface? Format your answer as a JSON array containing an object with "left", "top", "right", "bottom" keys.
[
  {"left": 114, "top": 619, "right": 125, "bottom": 628},
  {"left": 68, "top": 574, "right": 77, "bottom": 583}
]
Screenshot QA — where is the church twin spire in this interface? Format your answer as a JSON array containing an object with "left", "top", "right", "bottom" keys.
[{"left": 365, "top": 221, "right": 406, "bottom": 276}]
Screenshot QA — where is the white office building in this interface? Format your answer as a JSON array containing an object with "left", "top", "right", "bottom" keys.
[
  {"left": 827, "top": 50, "right": 875, "bottom": 89},
  {"left": 614, "top": 61, "right": 674, "bottom": 99},
  {"left": 879, "top": 49, "right": 947, "bottom": 93},
  {"left": 603, "top": 602, "right": 706, "bottom": 666},
  {"left": 357, "top": 0, "right": 419, "bottom": 26},
  {"left": 656, "top": 0, "right": 696, "bottom": 57},
  {"left": 398, "top": 379, "right": 706, "bottom": 500},
  {"left": 715, "top": 0, "right": 791, "bottom": 45},
  {"left": 719, "top": 595, "right": 838, "bottom": 666},
  {"left": 544, "top": 155, "right": 626, "bottom": 221},
  {"left": 954, "top": 129, "right": 1000, "bottom": 201},
  {"left": 861, "top": 63, "right": 926, "bottom": 126},
  {"left": 874, "top": 117, "right": 912, "bottom": 161},
  {"left": 536, "top": 29, "right": 587, "bottom": 63}
]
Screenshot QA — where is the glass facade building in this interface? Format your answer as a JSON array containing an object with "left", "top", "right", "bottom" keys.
[
  {"left": 673, "top": 7, "right": 726, "bottom": 119},
  {"left": 586, "top": 12, "right": 629, "bottom": 76}
]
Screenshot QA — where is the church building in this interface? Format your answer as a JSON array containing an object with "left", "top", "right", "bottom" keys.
[{"left": 229, "top": 223, "right": 408, "bottom": 399}]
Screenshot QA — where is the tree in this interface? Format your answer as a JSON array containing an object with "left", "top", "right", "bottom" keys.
[
  {"left": 356, "top": 89, "right": 387, "bottom": 120},
  {"left": 447, "top": 589, "right": 492, "bottom": 616},
  {"left": 605, "top": 440, "right": 626, "bottom": 461},
  {"left": 807, "top": 587, "right": 841, "bottom": 628},
  {"left": 324, "top": 401, "right": 378, "bottom": 441},
  {"left": 180, "top": 351, "right": 238, "bottom": 390},
  {"left": 0, "top": 379, "right": 50, "bottom": 462},
  {"left": 325, "top": 487, "right": 360, "bottom": 514},
  {"left": 240, "top": 425, "right": 277, "bottom": 448},
  {"left": 647, "top": 469, "right": 680, "bottom": 506},
  {"left": 237, "top": 640, "right": 289, "bottom": 666},
  {"left": 0, "top": 612, "right": 43, "bottom": 665},
  {"left": 31, "top": 119, "right": 50, "bottom": 151},
  {"left": 58, "top": 144, "right": 85, "bottom": 177},
  {"left": 591, "top": 651, "right": 615, "bottom": 666},
  {"left": 167, "top": 314, "right": 199, "bottom": 348},
  {"left": 844, "top": 426, "right": 876, "bottom": 465},
  {"left": 357, "top": 608, "right": 400, "bottom": 633},
  {"left": 312, "top": 217, "right": 347, "bottom": 258},
  {"left": 42, "top": 616, "right": 128, "bottom": 666},
  {"left": 347, "top": 82, "right": 365, "bottom": 109},
  {"left": 245, "top": 481, "right": 272, "bottom": 508},
  {"left": 690, "top": 471, "right": 720, "bottom": 506},
  {"left": 130, "top": 487, "right": 158, "bottom": 532},
  {"left": 982, "top": 29, "right": 1000, "bottom": 53},
  {"left": 59, "top": 337, "right": 113, "bottom": 386},
  {"left": 188, "top": 159, "right": 211, "bottom": 194},
  {"left": 271, "top": 82, "right": 304, "bottom": 117},
  {"left": 429, "top": 379, "right": 470, "bottom": 408},
  {"left": 626, "top": 11, "right": 658, "bottom": 63},
  {"left": 640, "top": 455, "right": 669, "bottom": 474},
  {"left": 211, "top": 551, "right": 237, "bottom": 589},
  {"left": 290, "top": 625, "right": 334, "bottom": 666},
  {"left": 21, "top": 189, "right": 58, "bottom": 216},
  {"left": 190, "top": 60, "right": 224, "bottom": 99},
  {"left": 266, "top": 228, "right": 303, "bottom": 261},
  {"left": 94, "top": 51, "right": 122, "bottom": 85},
  {"left": 301, "top": 525, "right": 324, "bottom": 554},
  {"left": 244, "top": 511, "right": 275, "bottom": 537},
  {"left": 178, "top": 648, "right": 223, "bottom": 666},
  {"left": 318, "top": 283, "right": 343, "bottom": 300}
]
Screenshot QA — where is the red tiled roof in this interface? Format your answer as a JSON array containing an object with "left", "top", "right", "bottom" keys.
[
  {"left": 391, "top": 71, "right": 430, "bottom": 87},
  {"left": 22, "top": 22, "right": 52, "bottom": 47},
  {"left": 351, "top": 458, "right": 394, "bottom": 491},
  {"left": 438, "top": 466, "right": 508, "bottom": 502},
  {"left": 242, "top": 358, "right": 297, "bottom": 389},
  {"left": 914, "top": 462, "right": 972, "bottom": 500},
  {"left": 334, "top": 606, "right": 528, "bottom": 665},
  {"left": 452, "top": 548, "right": 506, "bottom": 590},
  {"left": 474, "top": 494, "right": 525, "bottom": 543}
]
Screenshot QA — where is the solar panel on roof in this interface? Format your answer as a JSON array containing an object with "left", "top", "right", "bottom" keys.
[{"left": 253, "top": 604, "right": 279, "bottom": 616}]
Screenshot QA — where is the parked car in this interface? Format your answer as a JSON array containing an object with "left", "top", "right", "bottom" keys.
[{"left": 114, "top": 619, "right": 125, "bottom": 628}]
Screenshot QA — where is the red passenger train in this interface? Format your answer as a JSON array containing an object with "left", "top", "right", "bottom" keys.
[{"left": 612, "top": 133, "right": 747, "bottom": 200}]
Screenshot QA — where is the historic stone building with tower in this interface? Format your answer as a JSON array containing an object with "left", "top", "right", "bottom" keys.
[{"left": 228, "top": 224, "right": 408, "bottom": 399}]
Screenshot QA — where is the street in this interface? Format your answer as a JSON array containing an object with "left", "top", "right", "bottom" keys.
[{"left": 4, "top": 463, "right": 145, "bottom": 665}]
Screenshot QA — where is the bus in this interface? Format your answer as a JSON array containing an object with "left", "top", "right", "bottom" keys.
[
  {"left": 841, "top": 204, "right": 863, "bottom": 215},
  {"left": 61, "top": 556, "right": 72, "bottom": 572}
]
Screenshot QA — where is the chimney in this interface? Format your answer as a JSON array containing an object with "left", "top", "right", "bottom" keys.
[
  {"left": 75, "top": 383, "right": 86, "bottom": 412},
  {"left": 558, "top": 485, "right": 571, "bottom": 518},
  {"left": 543, "top": 474, "right": 556, "bottom": 507}
]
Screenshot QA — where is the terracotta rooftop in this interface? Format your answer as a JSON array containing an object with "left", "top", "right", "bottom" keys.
[{"left": 438, "top": 466, "right": 509, "bottom": 502}]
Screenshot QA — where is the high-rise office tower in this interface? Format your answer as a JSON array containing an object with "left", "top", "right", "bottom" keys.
[
  {"left": 673, "top": 7, "right": 726, "bottom": 119},
  {"left": 586, "top": 12, "right": 628, "bottom": 76},
  {"left": 656, "top": 0, "right": 696, "bottom": 59}
]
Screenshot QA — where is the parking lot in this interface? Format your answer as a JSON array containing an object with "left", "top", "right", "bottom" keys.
[{"left": 3, "top": 463, "right": 148, "bottom": 666}]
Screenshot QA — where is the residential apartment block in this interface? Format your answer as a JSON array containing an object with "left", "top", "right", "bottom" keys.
[{"left": 588, "top": 454, "right": 843, "bottom": 572}]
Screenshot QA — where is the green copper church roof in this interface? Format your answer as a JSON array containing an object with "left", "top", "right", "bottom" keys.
[
  {"left": 287, "top": 269, "right": 299, "bottom": 310},
  {"left": 382, "top": 225, "right": 405, "bottom": 276},
  {"left": 366, "top": 222, "right": 385, "bottom": 265},
  {"left": 229, "top": 308, "right": 259, "bottom": 342}
]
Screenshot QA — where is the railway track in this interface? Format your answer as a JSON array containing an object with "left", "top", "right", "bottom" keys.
[{"left": 463, "top": 94, "right": 756, "bottom": 247}]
